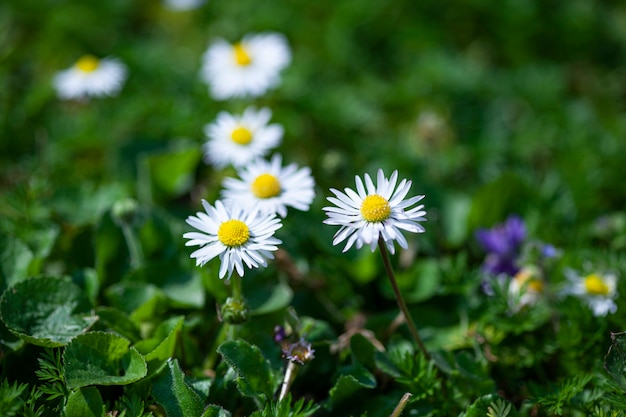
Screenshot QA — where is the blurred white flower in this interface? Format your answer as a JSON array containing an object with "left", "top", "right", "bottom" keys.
[
  {"left": 508, "top": 266, "right": 544, "bottom": 311},
  {"left": 323, "top": 169, "right": 426, "bottom": 254},
  {"left": 163, "top": 0, "right": 206, "bottom": 11},
  {"left": 183, "top": 200, "right": 282, "bottom": 279},
  {"left": 221, "top": 154, "right": 315, "bottom": 218},
  {"left": 202, "top": 107, "right": 283, "bottom": 169},
  {"left": 53, "top": 55, "right": 127, "bottom": 100},
  {"left": 200, "top": 32, "right": 291, "bottom": 100},
  {"left": 562, "top": 269, "right": 618, "bottom": 316}
]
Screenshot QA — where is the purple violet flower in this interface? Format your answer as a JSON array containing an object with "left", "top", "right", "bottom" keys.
[{"left": 475, "top": 215, "right": 526, "bottom": 276}]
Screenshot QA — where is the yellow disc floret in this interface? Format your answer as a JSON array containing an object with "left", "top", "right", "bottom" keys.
[
  {"left": 76, "top": 55, "right": 100, "bottom": 73},
  {"left": 514, "top": 268, "right": 543, "bottom": 293},
  {"left": 584, "top": 273, "right": 609, "bottom": 295},
  {"left": 233, "top": 43, "right": 252, "bottom": 66},
  {"left": 218, "top": 219, "right": 250, "bottom": 247},
  {"left": 360, "top": 194, "right": 391, "bottom": 223},
  {"left": 231, "top": 126, "right": 253, "bottom": 145},
  {"left": 251, "top": 173, "right": 281, "bottom": 199}
]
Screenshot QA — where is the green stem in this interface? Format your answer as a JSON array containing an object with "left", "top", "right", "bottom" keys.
[
  {"left": 377, "top": 237, "right": 430, "bottom": 361},
  {"left": 390, "top": 392, "right": 412, "bottom": 417},
  {"left": 121, "top": 223, "right": 144, "bottom": 270},
  {"left": 230, "top": 273, "right": 243, "bottom": 299}
]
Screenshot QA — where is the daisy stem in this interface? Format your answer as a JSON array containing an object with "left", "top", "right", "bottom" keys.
[
  {"left": 120, "top": 222, "right": 144, "bottom": 270},
  {"left": 377, "top": 237, "right": 430, "bottom": 361},
  {"left": 230, "top": 273, "right": 243, "bottom": 300}
]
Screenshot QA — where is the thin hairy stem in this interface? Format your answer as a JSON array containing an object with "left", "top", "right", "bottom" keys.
[{"left": 377, "top": 237, "right": 430, "bottom": 360}]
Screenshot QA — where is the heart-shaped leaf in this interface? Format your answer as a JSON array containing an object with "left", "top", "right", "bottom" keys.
[
  {"left": 0, "top": 276, "right": 96, "bottom": 347},
  {"left": 63, "top": 331, "right": 147, "bottom": 389}
]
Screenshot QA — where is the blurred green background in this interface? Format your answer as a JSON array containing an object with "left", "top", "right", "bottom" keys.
[{"left": 2, "top": 1, "right": 626, "bottom": 414}]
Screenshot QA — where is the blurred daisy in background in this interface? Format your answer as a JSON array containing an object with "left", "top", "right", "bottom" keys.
[
  {"left": 562, "top": 269, "right": 618, "bottom": 316},
  {"left": 183, "top": 200, "right": 282, "bottom": 279},
  {"left": 203, "top": 107, "right": 283, "bottom": 168},
  {"left": 508, "top": 265, "right": 544, "bottom": 311},
  {"left": 323, "top": 169, "right": 426, "bottom": 254},
  {"left": 200, "top": 32, "right": 291, "bottom": 100},
  {"left": 53, "top": 55, "right": 127, "bottom": 100},
  {"left": 221, "top": 154, "right": 315, "bottom": 218},
  {"left": 163, "top": 0, "right": 206, "bottom": 11}
]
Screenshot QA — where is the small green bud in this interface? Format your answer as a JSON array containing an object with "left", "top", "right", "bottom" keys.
[
  {"left": 221, "top": 297, "right": 249, "bottom": 324},
  {"left": 112, "top": 198, "right": 140, "bottom": 226}
]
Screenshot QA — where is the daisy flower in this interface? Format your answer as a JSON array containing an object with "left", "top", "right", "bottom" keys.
[
  {"left": 202, "top": 107, "right": 283, "bottom": 168},
  {"left": 323, "top": 169, "right": 426, "bottom": 254},
  {"left": 53, "top": 55, "right": 127, "bottom": 100},
  {"left": 508, "top": 266, "right": 544, "bottom": 311},
  {"left": 221, "top": 154, "right": 315, "bottom": 218},
  {"left": 200, "top": 32, "right": 291, "bottom": 100},
  {"left": 562, "top": 269, "right": 618, "bottom": 316},
  {"left": 183, "top": 200, "right": 282, "bottom": 279}
]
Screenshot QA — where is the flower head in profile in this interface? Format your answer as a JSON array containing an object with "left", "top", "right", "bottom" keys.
[
  {"left": 183, "top": 200, "right": 282, "bottom": 279},
  {"left": 508, "top": 265, "right": 544, "bottom": 311},
  {"left": 476, "top": 216, "right": 526, "bottom": 276},
  {"left": 203, "top": 107, "right": 283, "bottom": 169},
  {"left": 323, "top": 169, "right": 426, "bottom": 254},
  {"left": 221, "top": 154, "right": 315, "bottom": 218},
  {"left": 562, "top": 269, "right": 618, "bottom": 317},
  {"left": 200, "top": 32, "right": 291, "bottom": 100},
  {"left": 53, "top": 55, "right": 127, "bottom": 100},
  {"left": 282, "top": 338, "right": 315, "bottom": 365}
]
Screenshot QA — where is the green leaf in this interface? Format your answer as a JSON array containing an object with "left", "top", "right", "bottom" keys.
[
  {"left": 144, "top": 140, "right": 202, "bottom": 199},
  {"left": 605, "top": 331, "right": 626, "bottom": 391},
  {"left": 63, "top": 331, "right": 147, "bottom": 389},
  {"left": 327, "top": 364, "right": 377, "bottom": 409},
  {"left": 64, "top": 387, "right": 104, "bottom": 417},
  {"left": 104, "top": 281, "right": 167, "bottom": 324},
  {"left": 217, "top": 339, "right": 275, "bottom": 402},
  {"left": 248, "top": 282, "right": 294, "bottom": 316},
  {"left": 0, "top": 236, "right": 34, "bottom": 292},
  {"left": 466, "top": 172, "right": 533, "bottom": 231},
  {"left": 201, "top": 405, "right": 232, "bottom": 417},
  {"left": 464, "top": 394, "right": 513, "bottom": 417},
  {"left": 93, "top": 306, "right": 141, "bottom": 343},
  {"left": 397, "top": 259, "right": 441, "bottom": 303},
  {"left": 0, "top": 276, "right": 96, "bottom": 347},
  {"left": 135, "top": 315, "right": 184, "bottom": 373},
  {"left": 152, "top": 358, "right": 204, "bottom": 417}
]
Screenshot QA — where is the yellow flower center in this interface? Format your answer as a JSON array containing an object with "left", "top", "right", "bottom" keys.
[
  {"left": 230, "top": 126, "right": 253, "bottom": 145},
  {"left": 251, "top": 173, "right": 281, "bottom": 199},
  {"left": 75, "top": 55, "right": 100, "bottom": 73},
  {"left": 584, "top": 273, "right": 609, "bottom": 296},
  {"left": 360, "top": 194, "right": 391, "bottom": 223},
  {"left": 233, "top": 43, "right": 252, "bottom": 66},
  {"left": 514, "top": 269, "right": 543, "bottom": 293},
  {"left": 217, "top": 219, "right": 250, "bottom": 247}
]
